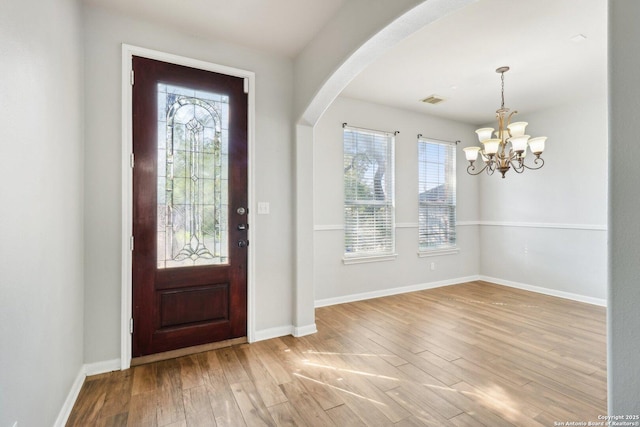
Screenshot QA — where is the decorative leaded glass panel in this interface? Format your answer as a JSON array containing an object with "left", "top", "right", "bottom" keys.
[{"left": 157, "top": 83, "right": 229, "bottom": 268}]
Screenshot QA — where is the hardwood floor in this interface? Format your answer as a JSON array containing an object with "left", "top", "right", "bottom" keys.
[{"left": 67, "top": 281, "right": 607, "bottom": 426}]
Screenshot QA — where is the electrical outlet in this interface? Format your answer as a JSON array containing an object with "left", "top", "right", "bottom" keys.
[{"left": 430, "top": 262, "right": 436, "bottom": 271}]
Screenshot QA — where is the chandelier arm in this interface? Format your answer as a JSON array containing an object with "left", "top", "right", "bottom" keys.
[
  {"left": 522, "top": 156, "right": 545, "bottom": 170},
  {"left": 467, "top": 162, "right": 489, "bottom": 176},
  {"left": 510, "top": 159, "right": 525, "bottom": 174},
  {"left": 486, "top": 161, "right": 496, "bottom": 176},
  {"left": 506, "top": 110, "right": 518, "bottom": 132},
  {"left": 511, "top": 151, "right": 526, "bottom": 167}
]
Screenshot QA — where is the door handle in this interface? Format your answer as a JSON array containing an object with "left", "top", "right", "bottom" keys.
[
  {"left": 237, "top": 223, "right": 248, "bottom": 231},
  {"left": 238, "top": 240, "right": 249, "bottom": 248}
]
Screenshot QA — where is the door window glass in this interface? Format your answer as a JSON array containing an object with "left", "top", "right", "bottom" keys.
[{"left": 157, "top": 83, "right": 229, "bottom": 268}]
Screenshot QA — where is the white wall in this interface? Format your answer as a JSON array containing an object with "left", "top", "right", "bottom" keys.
[
  {"left": 293, "top": 0, "right": 472, "bottom": 338},
  {"left": 0, "top": 0, "right": 85, "bottom": 425},
  {"left": 312, "top": 93, "right": 608, "bottom": 305},
  {"left": 313, "top": 96, "right": 479, "bottom": 303},
  {"left": 295, "top": 0, "right": 429, "bottom": 122},
  {"left": 82, "top": 4, "right": 296, "bottom": 363},
  {"left": 609, "top": 0, "right": 640, "bottom": 413},
  {"left": 479, "top": 96, "right": 608, "bottom": 302}
]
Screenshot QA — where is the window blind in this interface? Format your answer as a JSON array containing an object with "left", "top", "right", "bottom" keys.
[
  {"left": 344, "top": 126, "right": 395, "bottom": 257},
  {"left": 418, "top": 137, "right": 456, "bottom": 251}
]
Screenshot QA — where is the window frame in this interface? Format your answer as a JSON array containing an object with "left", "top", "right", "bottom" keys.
[
  {"left": 342, "top": 125, "right": 396, "bottom": 263},
  {"left": 417, "top": 137, "right": 458, "bottom": 255}
]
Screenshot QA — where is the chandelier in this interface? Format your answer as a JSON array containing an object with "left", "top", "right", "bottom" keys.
[{"left": 463, "top": 66, "right": 547, "bottom": 178}]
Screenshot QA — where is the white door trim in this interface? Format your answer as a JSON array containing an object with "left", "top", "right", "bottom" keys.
[{"left": 120, "top": 44, "right": 256, "bottom": 369}]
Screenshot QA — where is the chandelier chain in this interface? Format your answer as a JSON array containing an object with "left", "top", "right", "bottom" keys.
[{"left": 500, "top": 71, "right": 505, "bottom": 109}]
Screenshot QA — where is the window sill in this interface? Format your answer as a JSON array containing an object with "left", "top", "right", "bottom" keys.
[
  {"left": 343, "top": 253, "right": 398, "bottom": 265},
  {"left": 417, "top": 247, "right": 459, "bottom": 258}
]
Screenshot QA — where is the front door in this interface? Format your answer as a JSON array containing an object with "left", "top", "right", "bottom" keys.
[{"left": 132, "top": 56, "right": 248, "bottom": 357}]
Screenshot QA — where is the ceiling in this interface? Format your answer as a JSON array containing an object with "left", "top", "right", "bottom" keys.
[
  {"left": 341, "top": 0, "right": 607, "bottom": 125},
  {"left": 82, "top": 0, "right": 347, "bottom": 58},
  {"left": 84, "top": 0, "right": 607, "bottom": 125}
]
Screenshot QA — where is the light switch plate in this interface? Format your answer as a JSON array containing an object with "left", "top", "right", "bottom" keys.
[{"left": 257, "top": 202, "right": 270, "bottom": 215}]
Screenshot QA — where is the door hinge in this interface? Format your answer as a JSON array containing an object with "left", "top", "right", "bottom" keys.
[
  {"left": 243, "top": 78, "right": 249, "bottom": 94},
  {"left": 130, "top": 153, "right": 135, "bottom": 168},
  {"left": 130, "top": 69, "right": 134, "bottom": 86},
  {"left": 130, "top": 235, "right": 134, "bottom": 251},
  {"left": 129, "top": 318, "right": 134, "bottom": 334}
]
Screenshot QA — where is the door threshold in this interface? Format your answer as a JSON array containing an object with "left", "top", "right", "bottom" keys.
[{"left": 131, "top": 336, "right": 247, "bottom": 366}]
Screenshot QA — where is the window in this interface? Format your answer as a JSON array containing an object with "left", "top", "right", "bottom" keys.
[
  {"left": 343, "top": 126, "right": 395, "bottom": 260},
  {"left": 418, "top": 137, "right": 456, "bottom": 252}
]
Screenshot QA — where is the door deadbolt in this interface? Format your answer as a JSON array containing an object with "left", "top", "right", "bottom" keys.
[{"left": 236, "top": 207, "right": 246, "bottom": 215}]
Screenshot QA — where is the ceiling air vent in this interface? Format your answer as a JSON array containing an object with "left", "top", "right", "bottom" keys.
[{"left": 421, "top": 95, "right": 445, "bottom": 105}]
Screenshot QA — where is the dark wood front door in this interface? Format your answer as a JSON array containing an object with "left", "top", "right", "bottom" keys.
[{"left": 132, "top": 56, "right": 248, "bottom": 357}]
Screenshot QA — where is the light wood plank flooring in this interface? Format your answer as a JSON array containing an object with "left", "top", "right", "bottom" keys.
[{"left": 67, "top": 281, "right": 607, "bottom": 426}]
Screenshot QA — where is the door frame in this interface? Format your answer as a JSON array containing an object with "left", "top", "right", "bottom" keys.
[{"left": 120, "top": 44, "right": 256, "bottom": 369}]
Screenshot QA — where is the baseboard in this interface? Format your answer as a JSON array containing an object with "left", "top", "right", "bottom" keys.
[
  {"left": 293, "top": 323, "right": 318, "bottom": 337},
  {"left": 250, "top": 322, "right": 318, "bottom": 341},
  {"left": 54, "top": 358, "right": 122, "bottom": 426},
  {"left": 479, "top": 275, "right": 607, "bottom": 306},
  {"left": 314, "top": 274, "right": 606, "bottom": 308},
  {"left": 53, "top": 365, "right": 85, "bottom": 427},
  {"left": 254, "top": 325, "right": 294, "bottom": 342},
  {"left": 314, "top": 275, "right": 481, "bottom": 308},
  {"left": 84, "top": 358, "right": 121, "bottom": 376}
]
